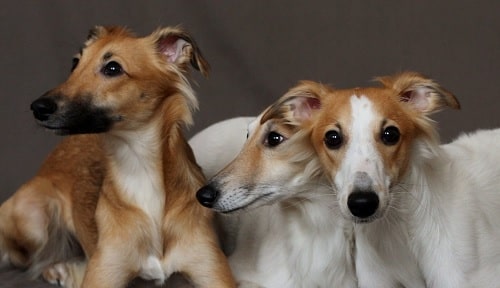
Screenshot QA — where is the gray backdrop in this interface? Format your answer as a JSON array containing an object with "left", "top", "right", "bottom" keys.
[
  {"left": 0, "top": 1, "right": 499, "bottom": 286},
  {"left": 1, "top": 1, "right": 499, "bottom": 202}
]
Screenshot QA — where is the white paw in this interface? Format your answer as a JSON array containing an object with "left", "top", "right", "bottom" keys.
[{"left": 43, "top": 263, "right": 70, "bottom": 287}]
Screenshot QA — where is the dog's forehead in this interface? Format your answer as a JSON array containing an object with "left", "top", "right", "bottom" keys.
[
  {"left": 82, "top": 35, "right": 141, "bottom": 57},
  {"left": 320, "top": 87, "right": 396, "bottom": 122},
  {"left": 79, "top": 28, "right": 155, "bottom": 61}
]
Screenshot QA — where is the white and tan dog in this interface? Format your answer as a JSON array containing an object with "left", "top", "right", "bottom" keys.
[
  {"left": 194, "top": 83, "right": 357, "bottom": 287},
  {"left": 0, "top": 26, "right": 235, "bottom": 288},
  {"left": 311, "top": 72, "right": 500, "bottom": 287}
]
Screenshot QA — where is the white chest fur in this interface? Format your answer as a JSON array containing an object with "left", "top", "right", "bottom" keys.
[{"left": 106, "top": 125, "right": 165, "bottom": 223}]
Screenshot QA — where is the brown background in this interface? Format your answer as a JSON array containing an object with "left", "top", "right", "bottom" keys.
[
  {"left": 0, "top": 1, "right": 498, "bottom": 285},
  {"left": 1, "top": 0, "right": 500, "bottom": 214},
  {"left": 2, "top": 0, "right": 500, "bottom": 202}
]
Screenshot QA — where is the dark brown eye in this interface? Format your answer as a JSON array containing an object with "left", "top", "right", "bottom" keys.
[
  {"left": 381, "top": 126, "right": 400, "bottom": 145},
  {"left": 265, "top": 131, "right": 284, "bottom": 147},
  {"left": 71, "top": 57, "right": 79, "bottom": 71},
  {"left": 101, "top": 61, "right": 123, "bottom": 77},
  {"left": 324, "top": 130, "right": 343, "bottom": 149}
]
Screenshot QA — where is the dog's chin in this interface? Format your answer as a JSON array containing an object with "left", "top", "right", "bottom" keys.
[
  {"left": 38, "top": 123, "right": 111, "bottom": 136},
  {"left": 214, "top": 192, "right": 277, "bottom": 214},
  {"left": 36, "top": 117, "right": 113, "bottom": 135},
  {"left": 344, "top": 208, "right": 387, "bottom": 224}
]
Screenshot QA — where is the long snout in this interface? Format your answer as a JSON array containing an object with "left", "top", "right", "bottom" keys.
[{"left": 29, "top": 92, "right": 114, "bottom": 135}]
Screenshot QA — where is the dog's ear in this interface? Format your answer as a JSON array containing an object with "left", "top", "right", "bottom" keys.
[
  {"left": 85, "top": 26, "right": 134, "bottom": 46},
  {"left": 150, "top": 27, "right": 210, "bottom": 77},
  {"left": 378, "top": 71, "right": 460, "bottom": 114},
  {"left": 84, "top": 25, "right": 110, "bottom": 46},
  {"left": 87, "top": 26, "right": 107, "bottom": 40},
  {"left": 261, "top": 81, "right": 326, "bottom": 125}
]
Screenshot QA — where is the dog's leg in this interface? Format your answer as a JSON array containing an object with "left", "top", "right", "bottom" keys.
[
  {"left": 81, "top": 244, "right": 135, "bottom": 287},
  {"left": 172, "top": 229, "right": 236, "bottom": 288},
  {"left": 0, "top": 177, "right": 71, "bottom": 272},
  {"left": 80, "top": 196, "right": 156, "bottom": 288},
  {"left": 0, "top": 178, "right": 51, "bottom": 267}
]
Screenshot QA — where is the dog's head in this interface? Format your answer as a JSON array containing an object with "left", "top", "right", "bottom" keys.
[
  {"left": 196, "top": 81, "right": 328, "bottom": 213},
  {"left": 311, "top": 72, "right": 460, "bottom": 223},
  {"left": 31, "top": 26, "right": 209, "bottom": 135}
]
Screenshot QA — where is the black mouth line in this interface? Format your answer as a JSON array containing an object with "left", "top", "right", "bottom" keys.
[
  {"left": 37, "top": 122, "right": 69, "bottom": 130},
  {"left": 217, "top": 192, "right": 273, "bottom": 214}
]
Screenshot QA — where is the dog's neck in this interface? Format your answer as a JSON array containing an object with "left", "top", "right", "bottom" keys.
[
  {"left": 278, "top": 183, "right": 356, "bottom": 286},
  {"left": 402, "top": 140, "right": 456, "bottom": 259},
  {"left": 103, "top": 120, "right": 166, "bottom": 222},
  {"left": 101, "top": 94, "right": 204, "bottom": 221},
  {"left": 405, "top": 140, "right": 449, "bottom": 217}
]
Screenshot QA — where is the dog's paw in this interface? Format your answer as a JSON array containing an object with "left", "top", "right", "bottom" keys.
[
  {"left": 43, "top": 261, "right": 85, "bottom": 288},
  {"left": 43, "top": 263, "right": 70, "bottom": 287}
]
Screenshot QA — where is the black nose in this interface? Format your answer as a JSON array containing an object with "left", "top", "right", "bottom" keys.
[
  {"left": 31, "top": 98, "right": 57, "bottom": 121},
  {"left": 347, "top": 192, "right": 379, "bottom": 218},
  {"left": 196, "top": 185, "right": 219, "bottom": 208}
]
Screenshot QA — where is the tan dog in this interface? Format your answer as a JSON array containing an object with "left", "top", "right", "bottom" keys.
[{"left": 0, "top": 26, "right": 235, "bottom": 288}]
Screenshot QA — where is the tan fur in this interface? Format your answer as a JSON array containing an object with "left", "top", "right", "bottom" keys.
[
  {"left": 312, "top": 71, "right": 460, "bottom": 195},
  {"left": 234, "top": 82, "right": 333, "bottom": 181},
  {"left": 0, "top": 26, "right": 234, "bottom": 288}
]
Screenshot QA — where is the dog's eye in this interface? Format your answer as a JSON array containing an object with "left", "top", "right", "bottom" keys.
[
  {"left": 381, "top": 126, "right": 400, "bottom": 145},
  {"left": 324, "top": 130, "right": 343, "bottom": 149},
  {"left": 71, "top": 57, "right": 79, "bottom": 72},
  {"left": 265, "top": 131, "right": 284, "bottom": 147},
  {"left": 101, "top": 61, "right": 123, "bottom": 77}
]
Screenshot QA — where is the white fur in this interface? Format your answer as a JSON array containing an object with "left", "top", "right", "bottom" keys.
[
  {"left": 104, "top": 124, "right": 165, "bottom": 282},
  {"left": 227, "top": 192, "right": 356, "bottom": 288},
  {"left": 189, "top": 117, "right": 357, "bottom": 287},
  {"left": 406, "top": 129, "right": 500, "bottom": 287},
  {"left": 106, "top": 125, "right": 165, "bottom": 223},
  {"left": 329, "top": 96, "right": 425, "bottom": 287},
  {"left": 190, "top": 117, "right": 255, "bottom": 179},
  {"left": 331, "top": 94, "right": 500, "bottom": 287},
  {"left": 335, "top": 96, "right": 390, "bottom": 220}
]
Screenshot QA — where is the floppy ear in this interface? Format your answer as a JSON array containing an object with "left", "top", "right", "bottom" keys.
[
  {"left": 261, "top": 81, "right": 326, "bottom": 125},
  {"left": 150, "top": 27, "right": 210, "bottom": 77},
  {"left": 378, "top": 71, "right": 460, "bottom": 114}
]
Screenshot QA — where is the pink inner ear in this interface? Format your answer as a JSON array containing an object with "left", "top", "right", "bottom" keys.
[
  {"left": 402, "top": 88, "right": 430, "bottom": 112},
  {"left": 157, "top": 36, "right": 188, "bottom": 63},
  {"left": 292, "top": 96, "right": 321, "bottom": 121},
  {"left": 307, "top": 97, "right": 321, "bottom": 110}
]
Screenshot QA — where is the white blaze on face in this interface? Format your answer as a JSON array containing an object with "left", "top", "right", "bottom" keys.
[{"left": 334, "top": 95, "right": 386, "bottom": 210}]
